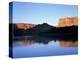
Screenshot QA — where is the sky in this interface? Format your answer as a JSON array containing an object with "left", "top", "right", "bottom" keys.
[{"left": 9, "top": 2, "right": 78, "bottom": 26}]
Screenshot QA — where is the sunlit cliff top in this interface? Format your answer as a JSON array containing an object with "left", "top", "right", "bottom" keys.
[{"left": 58, "top": 17, "right": 78, "bottom": 27}]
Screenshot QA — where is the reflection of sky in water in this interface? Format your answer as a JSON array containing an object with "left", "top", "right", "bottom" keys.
[{"left": 12, "top": 39, "right": 78, "bottom": 58}]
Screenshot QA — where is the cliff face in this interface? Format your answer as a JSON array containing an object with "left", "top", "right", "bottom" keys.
[
  {"left": 58, "top": 17, "right": 78, "bottom": 27},
  {"left": 16, "top": 23, "right": 35, "bottom": 30}
]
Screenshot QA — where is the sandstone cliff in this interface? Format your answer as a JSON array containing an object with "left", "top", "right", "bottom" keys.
[
  {"left": 58, "top": 17, "right": 78, "bottom": 27},
  {"left": 16, "top": 23, "right": 35, "bottom": 30}
]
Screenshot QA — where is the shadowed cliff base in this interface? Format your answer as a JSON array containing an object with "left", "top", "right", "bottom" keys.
[{"left": 9, "top": 23, "right": 78, "bottom": 36}]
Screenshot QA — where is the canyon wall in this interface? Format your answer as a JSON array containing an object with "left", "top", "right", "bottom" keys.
[
  {"left": 58, "top": 17, "right": 78, "bottom": 27},
  {"left": 16, "top": 23, "right": 35, "bottom": 30},
  {"left": 14, "top": 17, "right": 78, "bottom": 29}
]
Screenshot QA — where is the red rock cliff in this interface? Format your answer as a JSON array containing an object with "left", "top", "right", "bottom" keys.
[
  {"left": 58, "top": 17, "right": 78, "bottom": 27},
  {"left": 16, "top": 23, "right": 35, "bottom": 30}
]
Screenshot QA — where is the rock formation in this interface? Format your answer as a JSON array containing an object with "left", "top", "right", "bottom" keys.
[
  {"left": 16, "top": 23, "right": 35, "bottom": 30},
  {"left": 58, "top": 17, "right": 78, "bottom": 27}
]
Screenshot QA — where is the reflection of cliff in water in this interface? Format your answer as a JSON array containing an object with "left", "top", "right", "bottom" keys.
[
  {"left": 12, "top": 35, "right": 78, "bottom": 47},
  {"left": 59, "top": 40, "right": 77, "bottom": 47}
]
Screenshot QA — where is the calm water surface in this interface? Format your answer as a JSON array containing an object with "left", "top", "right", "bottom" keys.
[{"left": 10, "top": 36, "right": 78, "bottom": 58}]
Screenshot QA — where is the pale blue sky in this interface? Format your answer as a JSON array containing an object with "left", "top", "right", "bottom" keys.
[{"left": 10, "top": 2, "right": 78, "bottom": 26}]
